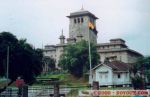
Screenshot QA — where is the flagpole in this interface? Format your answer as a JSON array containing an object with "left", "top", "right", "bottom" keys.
[
  {"left": 6, "top": 46, "right": 9, "bottom": 86},
  {"left": 88, "top": 25, "right": 92, "bottom": 85}
]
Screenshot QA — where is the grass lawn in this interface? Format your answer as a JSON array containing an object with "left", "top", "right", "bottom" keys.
[
  {"left": 36, "top": 73, "right": 89, "bottom": 86},
  {"left": 37, "top": 74, "right": 135, "bottom": 97}
]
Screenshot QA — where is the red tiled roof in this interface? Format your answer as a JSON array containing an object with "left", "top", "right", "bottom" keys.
[{"left": 106, "top": 61, "right": 130, "bottom": 71}]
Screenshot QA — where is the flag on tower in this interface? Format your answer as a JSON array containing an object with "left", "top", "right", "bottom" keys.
[
  {"left": 88, "top": 22, "right": 94, "bottom": 30},
  {"left": 88, "top": 21, "right": 98, "bottom": 34}
]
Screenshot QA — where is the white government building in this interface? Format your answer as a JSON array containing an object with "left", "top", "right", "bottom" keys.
[{"left": 43, "top": 9, "right": 143, "bottom": 85}]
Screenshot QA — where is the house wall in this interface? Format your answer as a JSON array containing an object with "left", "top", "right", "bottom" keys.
[
  {"left": 95, "top": 65, "right": 113, "bottom": 85},
  {"left": 113, "top": 72, "right": 131, "bottom": 85},
  {"left": 93, "top": 65, "right": 131, "bottom": 86}
]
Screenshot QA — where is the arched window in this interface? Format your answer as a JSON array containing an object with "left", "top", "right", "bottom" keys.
[
  {"left": 74, "top": 18, "right": 76, "bottom": 24},
  {"left": 78, "top": 18, "right": 80, "bottom": 23},
  {"left": 81, "top": 17, "right": 84, "bottom": 23},
  {"left": 118, "top": 74, "right": 121, "bottom": 78}
]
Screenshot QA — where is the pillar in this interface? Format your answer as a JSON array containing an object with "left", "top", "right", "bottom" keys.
[
  {"left": 22, "top": 85, "right": 28, "bottom": 97},
  {"left": 92, "top": 81, "right": 99, "bottom": 97},
  {"left": 54, "top": 82, "right": 59, "bottom": 97}
]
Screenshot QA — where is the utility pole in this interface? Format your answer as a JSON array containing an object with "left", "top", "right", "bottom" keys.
[{"left": 6, "top": 46, "right": 9, "bottom": 86}]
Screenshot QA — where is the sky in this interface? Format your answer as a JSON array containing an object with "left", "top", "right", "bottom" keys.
[{"left": 0, "top": 0, "right": 150, "bottom": 56}]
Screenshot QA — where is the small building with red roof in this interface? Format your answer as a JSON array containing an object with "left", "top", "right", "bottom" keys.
[{"left": 91, "top": 61, "right": 131, "bottom": 86}]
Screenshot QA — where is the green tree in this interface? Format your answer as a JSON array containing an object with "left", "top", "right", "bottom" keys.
[
  {"left": 130, "top": 56, "right": 150, "bottom": 89},
  {"left": 131, "top": 75, "right": 143, "bottom": 89},
  {"left": 0, "top": 32, "right": 43, "bottom": 90},
  {"left": 43, "top": 56, "right": 56, "bottom": 71},
  {"left": 58, "top": 40, "right": 100, "bottom": 77}
]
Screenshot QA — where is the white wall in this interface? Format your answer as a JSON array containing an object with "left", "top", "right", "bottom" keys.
[
  {"left": 95, "top": 65, "right": 113, "bottom": 85},
  {"left": 113, "top": 72, "right": 130, "bottom": 85},
  {"left": 93, "top": 65, "right": 131, "bottom": 86}
]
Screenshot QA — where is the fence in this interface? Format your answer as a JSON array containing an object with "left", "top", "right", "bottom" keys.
[
  {"left": 0, "top": 85, "right": 91, "bottom": 97},
  {"left": 0, "top": 88, "right": 18, "bottom": 97},
  {"left": 1, "top": 84, "right": 148, "bottom": 97}
]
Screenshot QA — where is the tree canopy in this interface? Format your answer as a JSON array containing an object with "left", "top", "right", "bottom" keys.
[
  {"left": 43, "top": 56, "right": 56, "bottom": 71},
  {"left": 58, "top": 40, "right": 100, "bottom": 77},
  {"left": 0, "top": 32, "right": 43, "bottom": 85},
  {"left": 135, "top": 57, "right": 150, "bottom": 81},
  {"left": 130, "top": 56, "right": 150, "bottom": 89}
]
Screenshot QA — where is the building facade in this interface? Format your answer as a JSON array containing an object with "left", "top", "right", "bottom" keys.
[
  {"left": 43, "top": 30, "right": 67, "bottom": 68},
  {"left": 67, "top": 9, "right": 98, "bottom": 44},
  {"left": 43, "top": 9, "right": 142, "bottom": 70},
  {"left": 91, "top": 61, "right": 131, "bottom": 86},
  {"left": 97, "top": 38, "right": 143, "bottom": 63}
]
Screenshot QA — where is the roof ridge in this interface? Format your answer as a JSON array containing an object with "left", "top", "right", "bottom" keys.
[{"left": 111, "top": 63, "right": 120, "bottom": 70}]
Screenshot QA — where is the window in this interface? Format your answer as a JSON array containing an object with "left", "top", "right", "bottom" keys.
[
  {"left": 105, "top": 74, "right": 108, "bottom": 78},
  {"left": 100, "top": 75, "right": 102, "bottom": 78},
  {"left": 74, "top": 19, "right": 76, "bottom": 23},
  {"left": 101, "top": 46, "right": 104, "bottom": 49},
  {"left": 78, "top": 18, "right": 80, "bottom": 23},
  {"left": 126, "top": 73, "right": 128, "bottom": 77},
  {"left": 114, "top": 45, "right": 116, "bottom": 48},
  {"left": 81, "top": 17, "right": 84, "bottom": 23},
  {"left": 118, "top": 74, "right": 121, "bottom": 78}
]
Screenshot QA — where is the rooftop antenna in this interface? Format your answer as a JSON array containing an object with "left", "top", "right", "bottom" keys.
[
  {"left": 81, "top": 4, "right": 84, "bottom": 10},
  {"left": 61, "top": 29, "right": 63, "bottom": 35}
]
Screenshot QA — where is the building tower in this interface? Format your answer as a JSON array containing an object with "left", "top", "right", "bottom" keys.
[
  {"left": 67, "top": 9, "right": 98, "bottom": 43},
  {"left": 59, "top": 30, "right": 65, "bottom": 44},
  {"left": 76, "top": 32, "right": 83, "bottom": 42}
]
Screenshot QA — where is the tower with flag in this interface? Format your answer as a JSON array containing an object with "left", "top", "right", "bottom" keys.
[
  {"left": 67, "top": 8, "right": 98, "bottom": 44},
  {"left": 43, "top": 8, "right": 143, "bottom": 86}
]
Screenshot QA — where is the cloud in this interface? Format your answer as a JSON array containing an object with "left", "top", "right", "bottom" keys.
[{"left": 0, "top": 0, "right": 150, "bottom": 55}]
